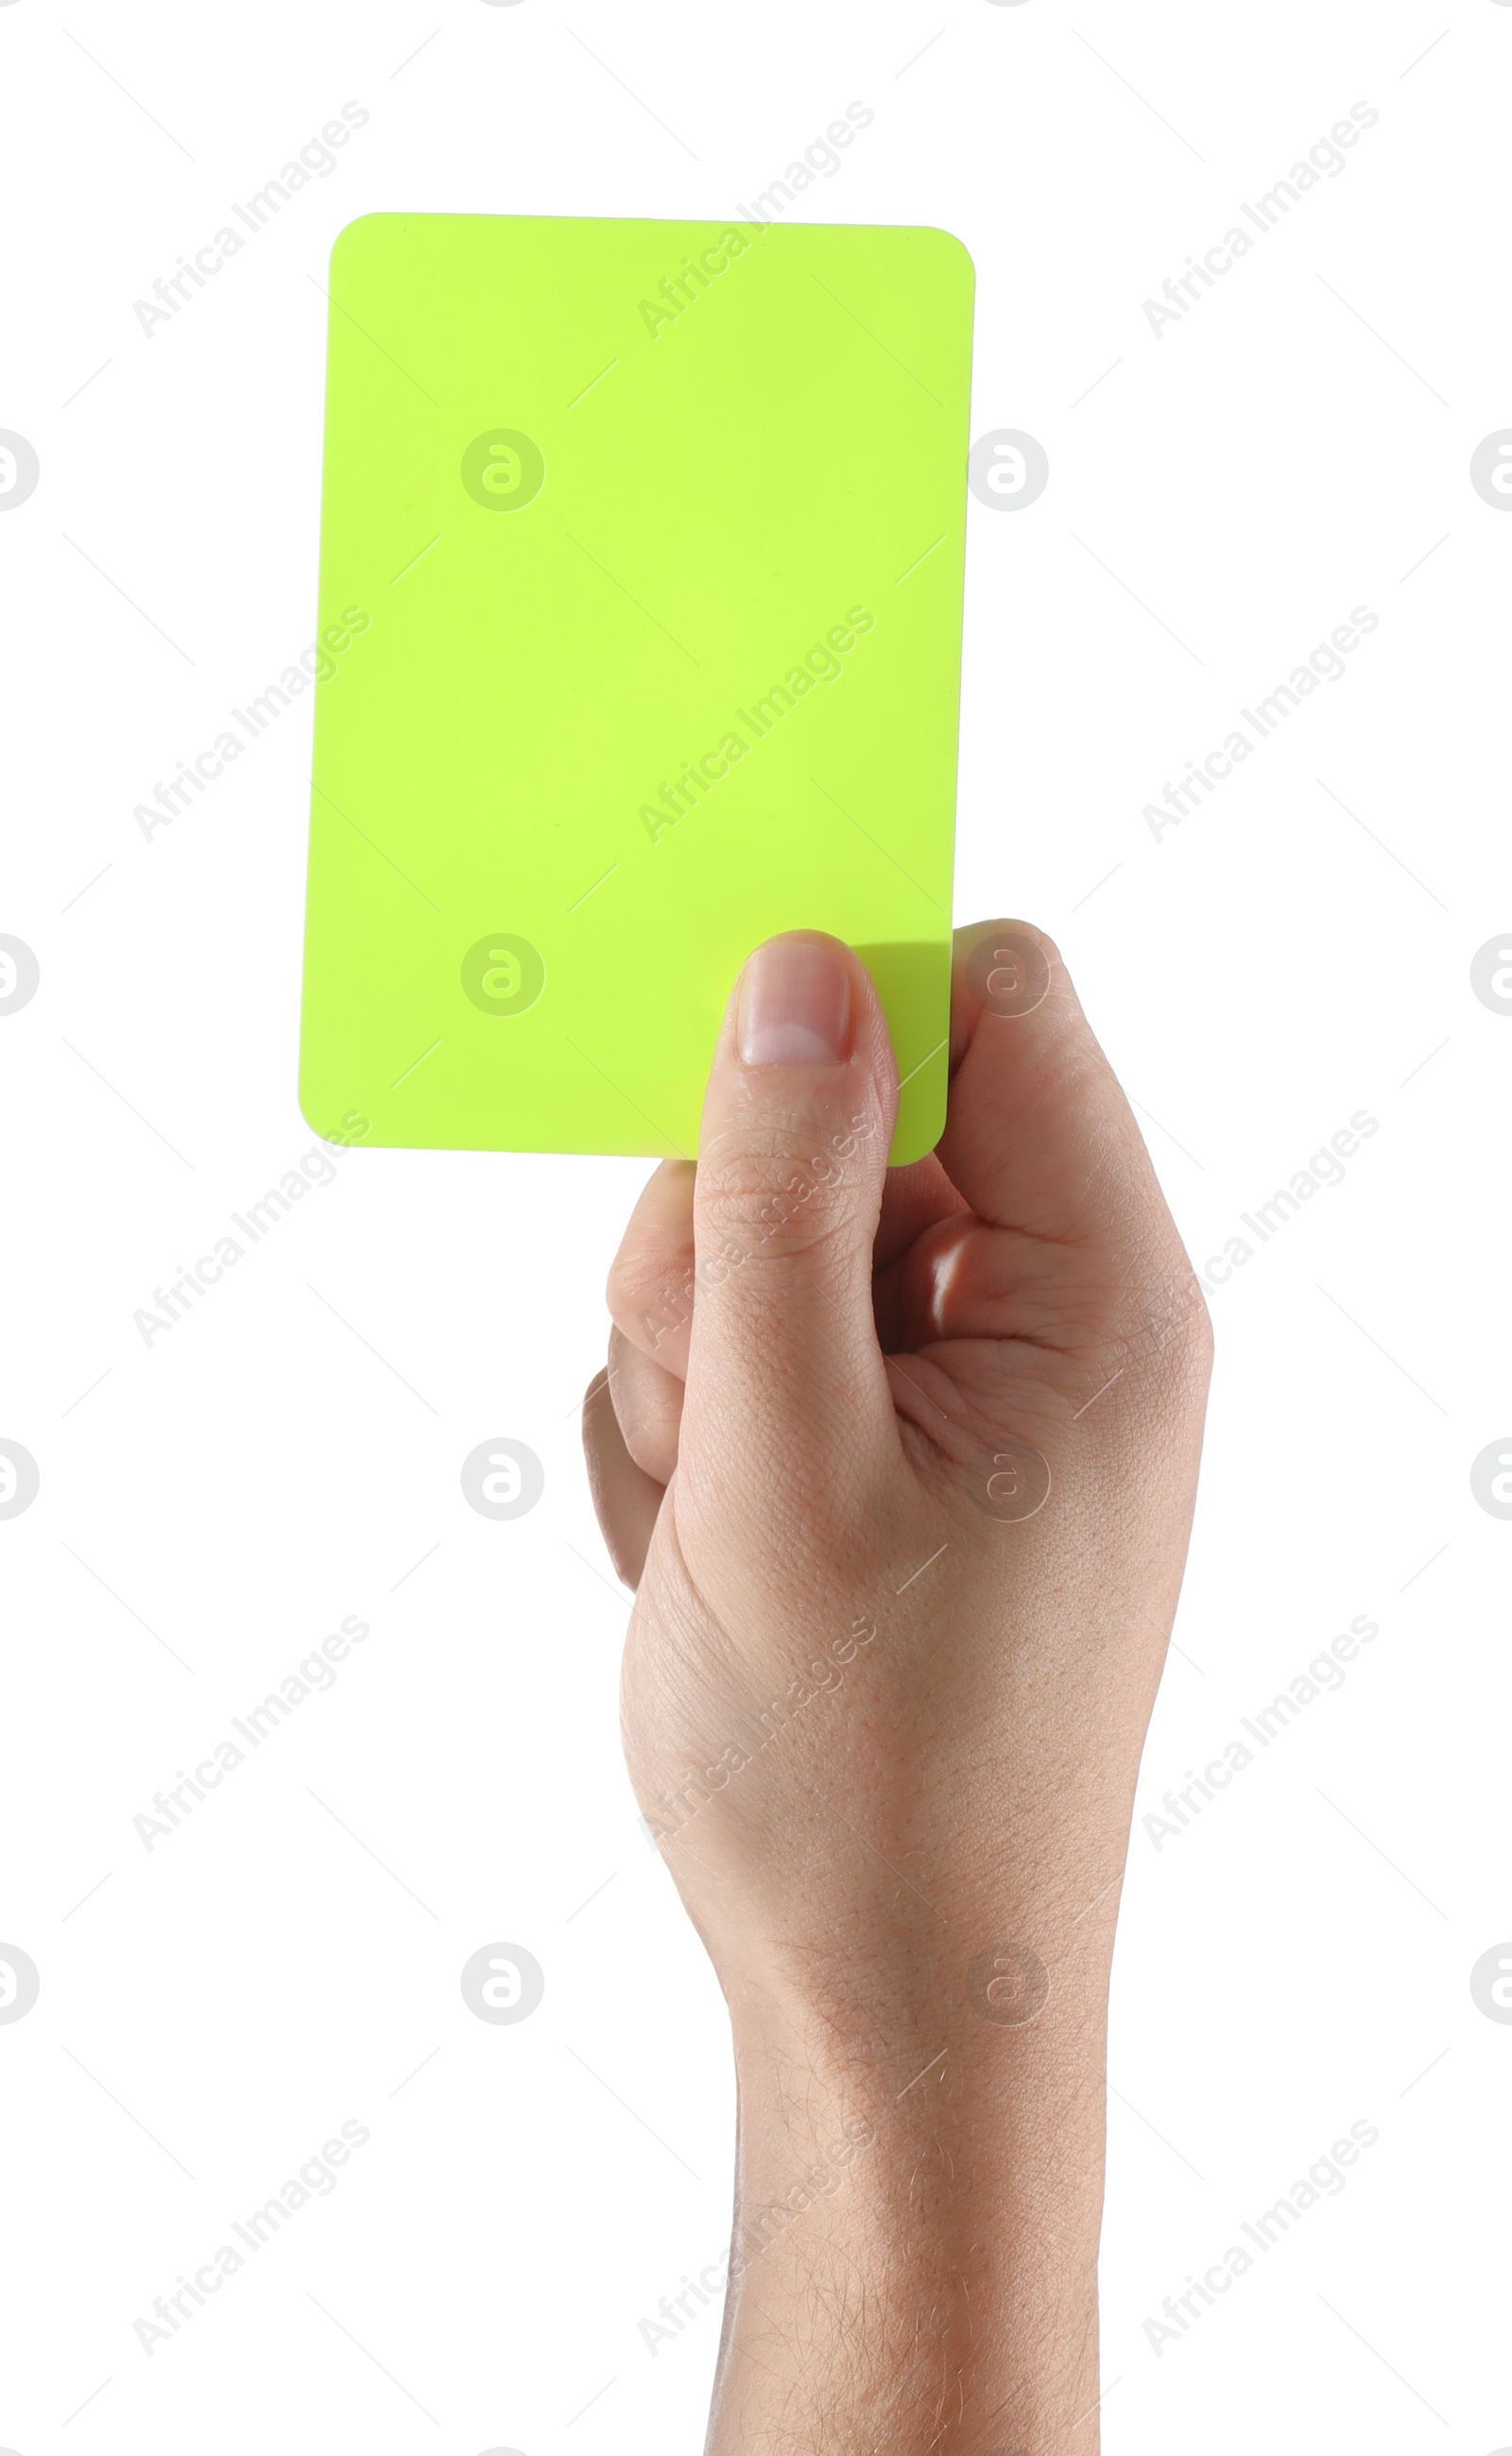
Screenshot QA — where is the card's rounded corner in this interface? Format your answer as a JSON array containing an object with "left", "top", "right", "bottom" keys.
[
  {"left": 887, "top": 1099, "right": 948, "bottom": 1170},
  {"left": 297, "top": 1065, "right": 372, "bottom": 1156},
  {"left": 917, "top": 225, "right": 976, "bottom": 290},
  {"left": 886, "top": 1131, "right": 938, "bottom": 1170},
  {"left": 328, "top": 211, "right": 397, "bottom": 280}
]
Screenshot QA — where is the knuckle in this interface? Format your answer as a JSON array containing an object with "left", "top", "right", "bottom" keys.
[
  {"left": 962, "top": 914, "right": 1064, "bottom": 972},
  {"left": 617, "top": 1401, "right": 677, "bottom": 1486},
  {"left": 955, "top": 918, "right": 1070, "bottom": 1028},
  {"left": 607, "top": 1334, "right": 683, "bottom": 1484},
  {"left": 1118, "top": 1261, "right": 1214, "bottom": 1405},
  {"left": 1009, "top": 916, "right": 1063, "bottom": 972},
  {"left": 693, "top": 1115, "right": 878, "bottom": 1266},
  {"left": 607, "top": 1245, "right": 694, "bottom": 1352},
  {"left": 1044, "top": 1261, "right": 1214, "bottom": 1442}
]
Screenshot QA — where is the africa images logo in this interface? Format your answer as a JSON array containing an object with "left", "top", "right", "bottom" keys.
[{"left": 637, "top": 608, "right": 876, "bottom": 845}]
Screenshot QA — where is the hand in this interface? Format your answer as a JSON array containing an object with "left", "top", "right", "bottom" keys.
[{"left": 583, "top": 924, "right": 1211, "bottom": 2450}]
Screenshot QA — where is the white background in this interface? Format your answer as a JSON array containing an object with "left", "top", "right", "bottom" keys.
[{"left": 2, "top": 1, "right": 1509, "bottom": 2448}]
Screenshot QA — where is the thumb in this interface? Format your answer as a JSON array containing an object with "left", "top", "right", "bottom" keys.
[{"left": 683, "top": 932, "right": 899, "bottom": 1494}]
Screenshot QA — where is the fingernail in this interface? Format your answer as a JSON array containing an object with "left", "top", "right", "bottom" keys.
[{"left": 737, "top": 937, "right": 851, "bottom": 1067}]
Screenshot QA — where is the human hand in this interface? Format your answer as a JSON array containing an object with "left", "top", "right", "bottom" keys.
[{"left": 583, "top": 924, "right": 1211, "bottom": 2450}]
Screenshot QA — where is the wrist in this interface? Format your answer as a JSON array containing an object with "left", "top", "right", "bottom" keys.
[
  {"left": 712, "top": 1810, "right": 1129, "bottom": 2066},
  {"left": 708, "top": 1942, "right": 1115, "bottom": 2452}
]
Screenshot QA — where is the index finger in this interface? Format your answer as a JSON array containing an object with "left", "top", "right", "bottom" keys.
[{"left": 939, "top": 919, "right": 1170, "bottom": 1252}]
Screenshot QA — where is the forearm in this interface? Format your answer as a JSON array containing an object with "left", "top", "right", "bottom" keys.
[
  {"left": 709, "top": 1947, "right": 1114, "bottom": 2452},
  {"left": 592, "top": 921, "right": 1211, "bottom": 2450}
]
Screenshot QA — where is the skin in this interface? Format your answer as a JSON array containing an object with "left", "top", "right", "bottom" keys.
[{"left": 582, "top": 921, "right": 1211, "bottom": 2452}]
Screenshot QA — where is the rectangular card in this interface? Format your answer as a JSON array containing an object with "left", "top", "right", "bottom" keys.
[{"left": 299, "top": 212, "right": 973, "bottom": 1162}]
